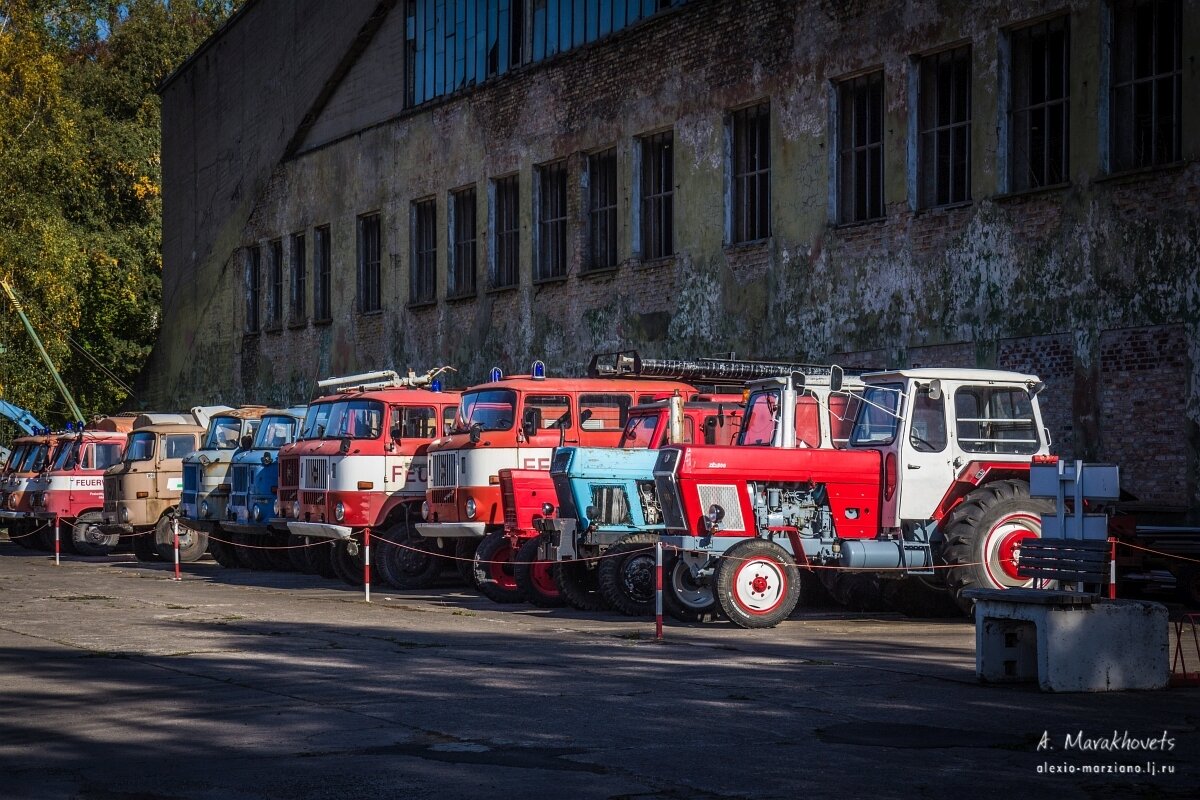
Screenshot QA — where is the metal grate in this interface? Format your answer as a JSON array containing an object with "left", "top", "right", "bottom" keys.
[
  {"left": 279, "top": 457, "right": 298, "bottom": 489},
  {"left": 696, "top": 484, "right": 745, "bottom": 532},
  {"left": 429, "top": 452, "right": 458, "bottom": 489},
  {"left": 301, "top": 491, "right": 325, "bottom": 507},
  {"left": 182, "top": 463, "right": 200, "bottom": 507},
  {"left": 300, "top": 457, "right": 328, "bottom": 490},
  {"left": 231, "top": 464, "right": 250, "bottom": 508},
  {"left": 499, "top": 471, "right": 517, "bottom": 530},
  {"left": 589, "top": 485, "right": 631, "bottom": 526},
  {"left": 103, "top": 479, "right": 119, "bottom": 510}
]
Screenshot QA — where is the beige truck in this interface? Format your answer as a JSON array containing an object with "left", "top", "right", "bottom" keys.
[{"left": 100, "top": 407, "right": 229, "bottom": 561}]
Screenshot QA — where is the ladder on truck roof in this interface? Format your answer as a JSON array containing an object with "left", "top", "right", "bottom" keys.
[
  {"left": 315, "top": 367, "right": 454, "bottom": 395},
  {"left": 587, "top": 351, "right": 875, "bottom": 385}
]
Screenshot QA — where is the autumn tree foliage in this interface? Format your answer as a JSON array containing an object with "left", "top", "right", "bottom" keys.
[{"left": 0, "top": 0, "right": 240, "bottom": 432}]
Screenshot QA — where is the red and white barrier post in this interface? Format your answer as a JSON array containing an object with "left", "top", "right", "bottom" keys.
[
  {"left": 54, "top": 517, "right": 61, "bottom": 566},
  {"left": 655, "top": 541, "right": 663, "bottom": 640},
  {"left": 363, "top": 529, "right": 371, "bottom": 603},
  {"left": 172, "top": 518, "right": 181, "bottom": 581},
  {"left": 1108, "top": 536, "right": 1118, "bottom": 600}
]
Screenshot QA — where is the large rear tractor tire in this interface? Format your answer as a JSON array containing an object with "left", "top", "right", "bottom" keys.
[
  {"left": 597, "top": 533, "right": 660, "bottom": 617},
  {"left": 714, "top": 539, "right": 801, "bottom": 629},
  {"left": 514, "top": 538, "right": 564, "bottom": 608},
  {"left": 382, "top": 524, "right": 443, "bottom": 590},
  {"left": 471, "top": 530, "right": 524, "bottom": 604},
  {"left": 553, "top": 559, "right": 609, "bottom": 612},
  {"left": 71, "top": 513, "right": 119, "bottom": 557},
  {"left": 663, "top": 554, "right": 719, "bottom": 623},
  {"left": 941, "top": 479, "right": 1054, "bottom": 615}
]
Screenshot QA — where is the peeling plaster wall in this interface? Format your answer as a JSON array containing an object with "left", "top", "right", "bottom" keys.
[{"left": 152, "top": 0, "right": 1200, "bottom": 514}]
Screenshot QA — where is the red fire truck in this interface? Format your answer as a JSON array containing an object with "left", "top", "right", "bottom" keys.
[
  {"left": 29, "top": 417, "right": 133, "bottom": 555},
  {"left": 282, "top": 369, "right": 460, "bottom": 586},
  {"left": 0, "top": 432, "right": 54, "bottom": 549}
]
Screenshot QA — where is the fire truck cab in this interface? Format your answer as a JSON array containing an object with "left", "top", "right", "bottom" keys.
[
  {"left": 29, "top": 417, "right": 132, "bottom": 555},
  {"left": 0, "top": 432, "right": 54, "bottom": 549}
]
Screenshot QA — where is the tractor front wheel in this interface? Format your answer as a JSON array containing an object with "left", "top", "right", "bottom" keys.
[
  {"left": 597, "top": 533, "right": 660, "bottom": 617},
  {"left": 514, "top": 537, "right": 563, "bottom": 608},
  {"left": 663, "top": 555, "right": 719, "bottom": 623},
  {"left": 714, "top": 539, "right": 801, "bottom": 629},
  {"left": 471, "top": 530, "right": 524, "bottom": 604},
  {"left": 941, "top": 479, "right": 1054, "bottom": 615},
  {"left": 553, "top": 559, "right": 609, "bottom": 612}
]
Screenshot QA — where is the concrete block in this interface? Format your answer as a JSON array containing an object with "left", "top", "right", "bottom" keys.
[{"left": 974, "top": 598, "right": 1170, "bottom": 692}]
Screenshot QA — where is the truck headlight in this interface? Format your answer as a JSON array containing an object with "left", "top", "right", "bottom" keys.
[
  {"left": 292, "top": 500, "right": 301, "bottom": 519},
  {"left": 120, "top": 507, "right": 131, "bottom": 523},
  {"left": 200, "top": 500, "right": 210, "bottom": 518},
  {"left": 465, "top": 498, "right": 476, "bottom": 519},
  {"left": 273, "top": 499, "right": 281, "bottom": 516},
  {"left": 253, "top": 506, "right": 263, "bottom": 522},
  {"left": 421, "top": 500, "right": 429, "bottom": 520},
  {"left": 334, "top": 501, "right": 345, "bottom": 522}
]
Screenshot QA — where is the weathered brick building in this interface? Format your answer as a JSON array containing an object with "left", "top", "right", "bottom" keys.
[{"left": 147, "top": 0, "right": 1200, "bottom": 514}]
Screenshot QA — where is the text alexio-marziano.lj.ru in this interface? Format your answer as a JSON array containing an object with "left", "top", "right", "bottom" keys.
[{"left": 1036, "top": 730, "right": 1179, "bottom": 777}]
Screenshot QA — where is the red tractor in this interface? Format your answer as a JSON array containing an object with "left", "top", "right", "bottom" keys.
[{"left": 653, "top": 367, "right": 1055, "bottom": 627}]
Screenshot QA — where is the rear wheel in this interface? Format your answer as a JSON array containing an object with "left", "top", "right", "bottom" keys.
[
  {"left": 383, "top": 523, "right": 443, "bottom": 589},
  {"left": 663, "top": 555, "right": 719, "bottom": 623},
  {"left": 553, "top": 559, "right": 609, "bottom": 612},
  {"left": 71, "top": 513, "right": 118, "bottom": 557},
  {"left": 597, "top": 533, "right": 659, "bottom": 617},
  {"left": 714, "top": 539, "right": 801, "bottom": 629},
  {"left": 941, "top": 479, "right": 1054, "bottom": 614},
  {"left": 514, "top": 538, "right": 563, "bottom": 608},
  {"left": 471, "top": 530, "right": 524, "bottom": 604}
]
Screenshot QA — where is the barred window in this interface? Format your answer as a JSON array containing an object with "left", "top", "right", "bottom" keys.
[
  {"left": 918, "top": 45, "right": 972, "bottom": 207},
  {"left": 730, "top": 103, "right": 770, "bottom": 243},
  {"left": 587, "top": 148, "right": 617, "bottom": 271},
  {"left": 411, "top": 199, "right": 436, "bottom": 305},
  {"left": 314, "top": 225, "right": 331, "bottom": 320},
  {"left": 641, "top": 132, "right": 674, "bottom": 258},
  {"left": 1110, "top": 0, "right": 1182, "bottom": 172},
  {"left": 1009, "top": 17, "right": 1070, "bottom": 191},
  {"left": 269, "top": 238, "right": 283, "bottom": 326},
  {"left": 491, "top": 175, "right": 519, "bottom": 289},
  {"left": 450, "top": 187, "right": 477, "bottom": 297},
  {"left": 536, "top": 161, "right": 568, "bottom": 281},
  {"left": 357, "top": 213, "right": 382, "bottom": 313},
  {"left": 245, "top": 246, "right": 260, "bottom": 333},
  {"left": 290, "top": 232, "right": 306, "bottom": 321},
  {"left": 837, "top": 71, "right": 884, "bottom": 223}
]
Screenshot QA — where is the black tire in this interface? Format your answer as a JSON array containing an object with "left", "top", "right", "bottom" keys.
[
  {"left": 597, "top": 533, "right": 660, "bottom": 617},
  {"left": 332, "top": 540, "right": 363, "bottom": 587},
  {"left": 453, "top": 538, "right": 477, "bottom": 585},
  {"left": 71, "top": 513, "right": 118, "bottom": 557},
  {"left": 131, "top": 527, "right": 160, "bottom": 562},
  {"left": 553, "top": 559, "right": 609, "bottom": 612},
  {"left": 881, "top": 576, "right": 962, "bottom": 618},
  {"left": 32, "top": 526, "right": 54, "bottom": 551},
  {"left": 11, "top": 522, "right": 37, "bottom": 549},
  {"left": 714, "top": 539, "right": 801, "bottom": 629},
  {"left": 382, "top": 523, "right": 443, "bottom": 589},
  {"left": 306, "top": 538, "right": 338, "bottom": 579},
  {"left": 232, "top": 533, "right": 273, "bottom": 570},
  {"left": 207, "top": 535, "right": 240, "bottom": 568},
  {"left": 514, "top": 538, "right": 564, "bottom": 608},
  {"left": 287, "top": 534, "right": 314, "bottom": 573},
  {"left": 828, "top": 572, "right": 887, "bottom": 611},
  {"left": 159, "top": 519, "right": 209, "bottom": 563},
  {"left": 471, "top": 530, "right": 524, "bottom": 604},
  {"left": 263, "top": 533, "right": 294, "bottom": 571},
  {"left": 941, "top": 479, "right": 1054, "bottom": 614},
  {"left": 663, "top": 554, "right": 719, "bottom": 623}
]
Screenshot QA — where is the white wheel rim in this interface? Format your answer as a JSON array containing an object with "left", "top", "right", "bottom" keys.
[
  {"left": 731, "top": 556, "right": 787, "bottom": 614},
  {"left": 982, "top": 512, "right": 1041, "bottom": 589}
]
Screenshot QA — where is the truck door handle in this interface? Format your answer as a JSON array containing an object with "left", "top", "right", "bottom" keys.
[{"left": 906, "top": 464, "right": 921, "bottom": 469}]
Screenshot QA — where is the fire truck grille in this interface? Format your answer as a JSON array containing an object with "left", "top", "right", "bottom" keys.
[
  {"left": 300, "top": 457, "right": 327, "bottom": 490},
  {"left": 429, "top": 452, "right": 458, "bottom": 489},
  {"left": 301, "top": 491, "right": 324, "bottom": 507},
  {"left": 182, "top": 463, "right": 200, "bottom": 507},
  {"left": 499, "top": 471, "right": 516, "bottom": 530},
  {"left": 231, "top": 464, "right": 250, "bottom": 507},
  {"left": 103, "top": 479, "right": 119, "bottom": 510},
  {"left": 589, "top": 485, "right": 632, "bottom": 526},
  {"left": 279, "top": 458, "right": 298, "bottom": 489}
]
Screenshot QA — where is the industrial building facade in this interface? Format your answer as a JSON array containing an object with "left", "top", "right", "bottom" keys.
[{"left": 148, "top": 0, "right": 1199, "bottom": 514}]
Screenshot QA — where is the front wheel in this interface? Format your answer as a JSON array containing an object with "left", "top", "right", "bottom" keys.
[
  {"left": 132, "top": 524, "right": 160, "bottom": 562},
  {"left": 471, "top": 530, "right": 524, "bottom": 604},
  {"left": 714, "top": 539, "right": 801, "bottom": 629},
  {"left": 514, "top": 538, "right": 563, "bottom": 608},
  {"left": 597, "top": 533, "right": 659, "bottom": 617},
  {"left": 382, "top": 523, "right": 444, "bottom": 589},
  {"left": 72, "top": 513, "right": 119, "bottom": 557},
  {"left": 663, "top": 555, "right": 719, "bottom": 623},
  {"left": 941, "top": 479, "right": 1054, "bottom": 614}
]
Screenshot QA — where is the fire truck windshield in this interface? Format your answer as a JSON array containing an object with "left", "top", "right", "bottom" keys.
[
  {"left": 455, "top": 389, "right": 516, "bottom": 432},
  {"left": 21, "top": 444, "right": 48, "bottom": 472},
  {"left": 324, "top": 400, "right": 384, "bottom": 440},
  {"left": 124, "top": 432, "right": 156, "bottom": 462},
  {"left": 300, "top": 403, "right": 334, "bottom": 440},
  {"left": 52, "top": 440, "right": 79, "bottom": 470},
  {"left": 254, "top": 415, "right": 298, "bottom": 449},
  {"left": 203, "top": 417, "right": 244, "bottom": 450},
  {"left": 619, "top": 414, "right": 660, "bottom": 448},
  {"left": 4, "top": 444, "right": 25, "bottom": 471}
]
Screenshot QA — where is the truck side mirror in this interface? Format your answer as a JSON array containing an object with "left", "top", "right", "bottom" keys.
[
  {"left": 469, "top": 422, "right": 483, "bottom": 444},
  {"left": 522, "top": 408, "right": 541, "bottom": 439},
  {"left": 829, "top": 365, "right": 844, "bottom": 394},
  {"left": 239, "top": 434, "right": 253, "bottom": 450},
  {"left": 390, "top": 421, "right": 403, "bottom": 440}
]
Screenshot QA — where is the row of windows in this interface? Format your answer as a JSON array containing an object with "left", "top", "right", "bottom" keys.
[{"left": 245, "top": 0, "right": 1185, "bottom": 327}]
